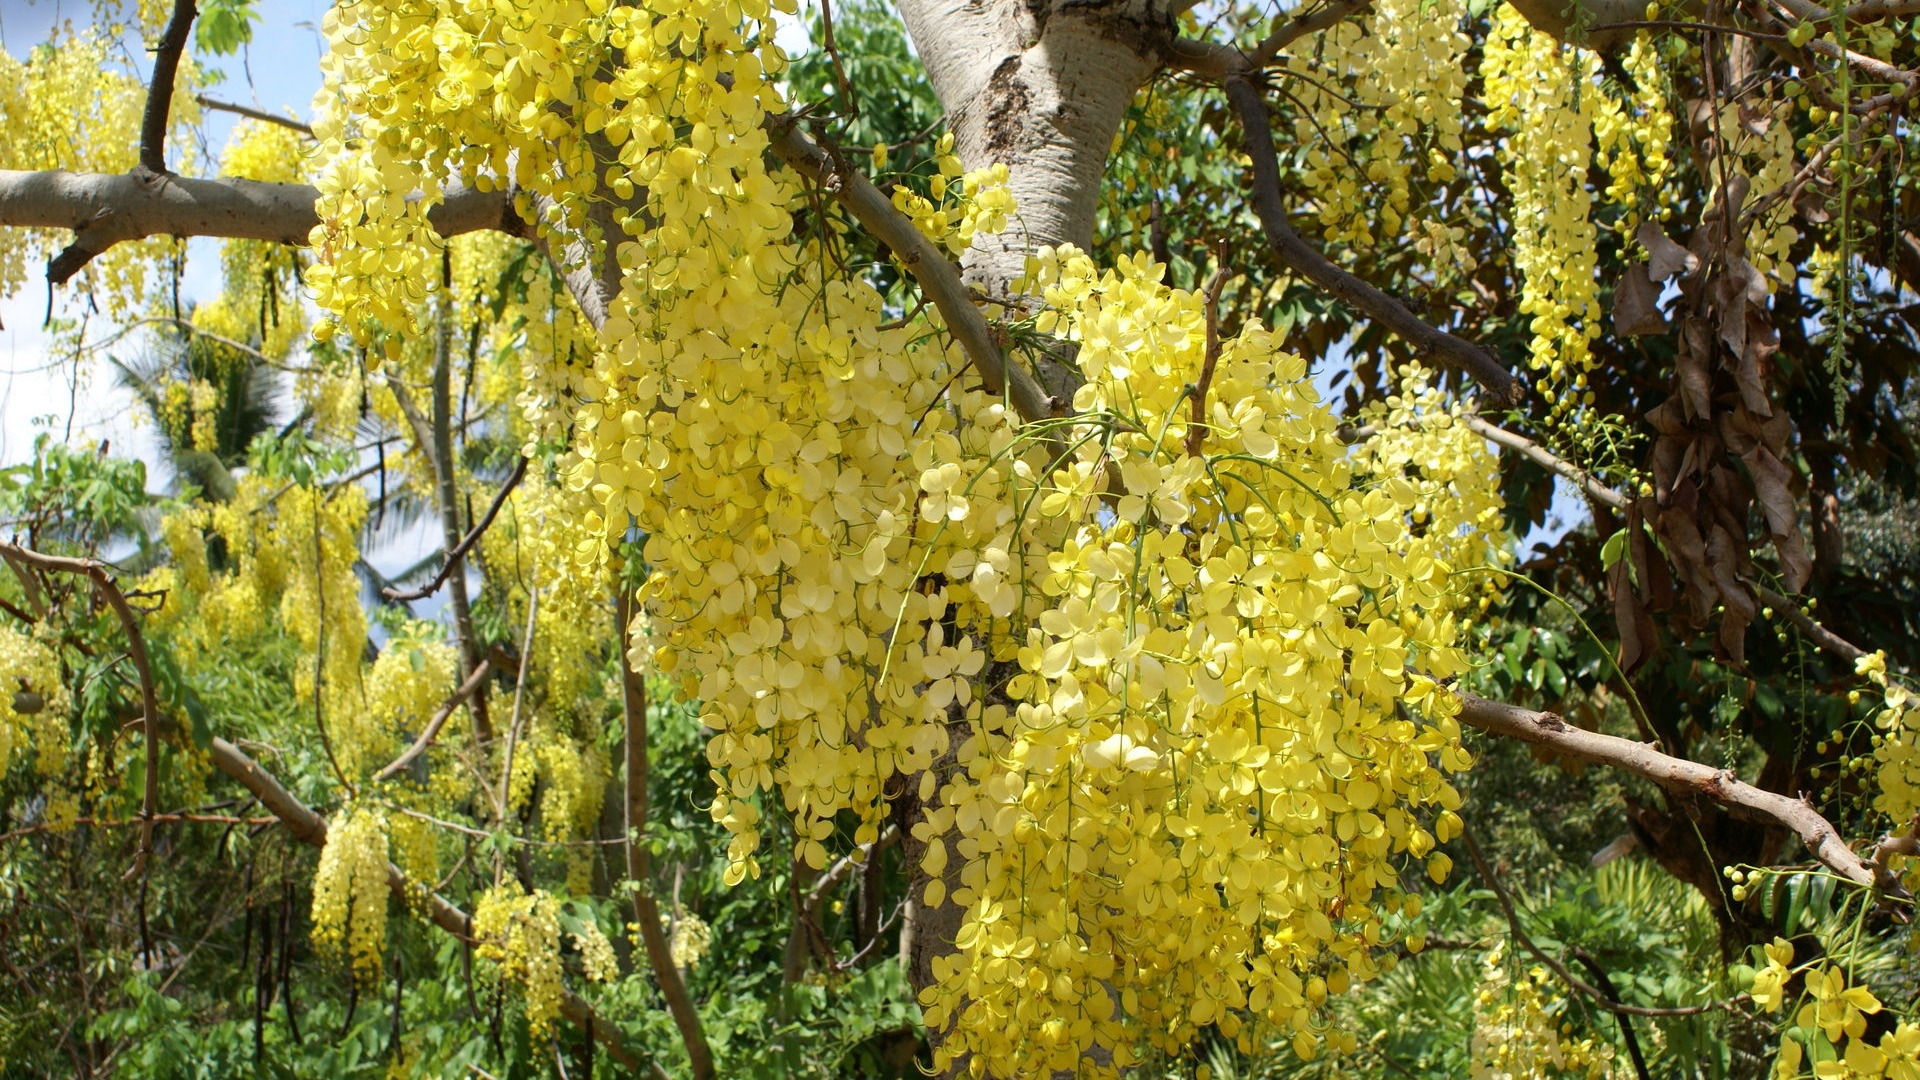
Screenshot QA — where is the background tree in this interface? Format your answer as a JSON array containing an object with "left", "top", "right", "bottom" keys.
[{"left": 2, "top": 0, "right": 1919, "bottom": 1076}]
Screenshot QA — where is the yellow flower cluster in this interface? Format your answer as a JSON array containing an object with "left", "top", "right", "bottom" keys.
[
  {"left": 360, "top": 635, "right": 460, "bottom": 778},
  {"left": 1723, "top": 101, "right": 1802, "bottom": 292},
  {"left": 1481, "top": 5, "right": 1604, "bottom": 410},
  {"left": 311, "top": 803, "right": 392, "bottom": 982},
  {"left": 214, "top": 120, "right": 313, "bottom": 362},
  {"left": 1749, "top": 937, "right": 1920, "bottom": 1078},
  {"left": 666, "top": 905, "right": 714, "bottom": 969},
  {"left": 310, "top": 0, "right": 1505, "bottom": 1071},
  {"left": 891, "top": 139, "right": 1016, "bottom": 255},
  {"left": 1863, "top": 654, "right": 1920, "bottom": 863},
  {"left": 1469, "top": 945, "right": 1615, "bottom": 1079},
  {"left": 1291, "top": 0, "right": 1470, "bottom": 249},
  {"left": 472, "top": 882, "right": 614, "bottom": 1043},
  {"left": 1591, "top": 29, "right": 1674, "bottom": 221},
  {"left": 0, "top": 624, "right": 69, "bottom": 776}
]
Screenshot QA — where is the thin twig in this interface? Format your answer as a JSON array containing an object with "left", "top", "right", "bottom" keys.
[
  {"left": 384, "top": 457, "right": 528, "bottom": 602},
  {"left": 192, "top": 95, "right": 314, "bottom": 137},
  {"left": 1187, "top": 255, "right": 1231, "bottom": 457},
  {"left": 803, "top": 825, "right": 901, "bottom": 912},
  {"left": 495, "top": 587, "right": 539, "bottom": 822},
  {"left": 1463, "top": 414, "right": 1628, "bottom": 512},
  {"left": 372, "top": 659, "right": 493, "bottom": 783},
  {"left": 0, "top": 544, "right": 163, "bottom": 891},
  {"left": 1750, "top": 583, "right": 1871, "bottom": 662},
  {"left": 1588, "top": 17, "right": 1788, "bottom": 39},
  {"left": 0, "top": 812, "right": 279, "bottom": 844},
  {"left": 388, "top": 805, "right": 625, "bottom": 848},
  {"left": 1463, "top": 827, "right": 1748, "bottom": 1017},
  {"left": 203, "top": 734, "right": 653, "bottom": 1073}
]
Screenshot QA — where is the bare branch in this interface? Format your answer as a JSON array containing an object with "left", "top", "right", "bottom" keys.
[
  {"left": 1461, "top": 414, "right": 1629, "bottom": 512},
  {"left": 1166, "top": 0, "right": 1372, "bottom": 78},
  {"left": 766, "top": 118, "right": 1057, "bottom": 425},
  {"left": 1456, "top": 691, "right": 1884, "bottom": 892},
  {"left": 371, "top": 659, "right": 493, "bottom": 784},
  {"left": 384, "top": 457, "right": 528, "bottom": 603},
  {"left": 1751, "top": 584, "right": 1871, "bottom": 663},
  {"left": 1187, "top": 257, "right": 1230, "bottom": 457},
  {"left": 1220, "top": 76, "right": 1521, "bottom": 404},
  {"left": 1450, "top": 418, "right": 1878, "bottom": 667},
  {"left": 138, "top": 0, "right": 198, "bottom": 177},
  {"left": 618, "top": 590, "right": 715, "bottom": 1079},
  {"left": 0, "top": 170, "right": 524, "bottom": 286},
  {"left": 192, "top": 95, "right": 314, "bottom": 137},
  {"left": 804, "top": 825, "right": 902, "bottom": 912}
]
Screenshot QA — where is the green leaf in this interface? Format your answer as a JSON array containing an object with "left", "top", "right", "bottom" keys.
[
  {"left": 1599, "top": 528, "right": 1627, "bottom": 570},
  {"left": 194, "top": 0, "right": 257, "bottom": 56}
]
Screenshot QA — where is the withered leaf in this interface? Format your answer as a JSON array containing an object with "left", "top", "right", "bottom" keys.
[
  {"left": 1637, "top": 221, "right": 1700, "bottom": 281},
  {"left": 1614, "top": 262, "right": 1668, "bottom": 336},
  {"left": 1742, "top": 445, "right": 1813, "bottom": 591},
  {"left": 1611, "top": 558, "right": 1657, "bottom": 672}
]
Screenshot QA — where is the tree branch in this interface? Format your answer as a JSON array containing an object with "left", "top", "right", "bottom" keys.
[
  {"left": 383, "top": 457, "right": 528, "bottom": 603},
  {"left": 1187, "top": 258, "right": 1230, "bottom": 457},
  {"left": 1463, "top": 828, "right": 1741, "bottom": 1020},
  {"left": 1461, "top": 414, "right": 1628, "bottom": 512},
  {"left": 765, "top": 118, "right": 1056, "bottom": 425},
  {"left": 0, "top": 544, "right": 162, "bottom": 888},
  {"left": 1165, "top": 0, "right": 1373, "bottom": 78},
  {"left": 1456, "top": 690, "right": 1886, "bottom": 893},
  {"left": 370, "top": 659, "right": 492, "bottom": 784},
  {"left": 617, "top": 590, "right": 714, "bottom": 1079},
  {"left": 1219, "top": 76, "right": 1521, "bottom": 404},
  {"left": 192, "top": 95, "right": 314, "bottom": 137},
  {"left": 1751, "top": 584, "right": 1871, "bottom": 663},
  {"left": 138, "top": 0, "right": 198, "bottom": 177},
  {"left": 0, "top": 170, "right": 523, "bottom": 285}
]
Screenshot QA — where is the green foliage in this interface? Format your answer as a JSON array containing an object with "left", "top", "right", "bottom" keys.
[
  {"left": 192, "top": 0, "right": 258, "bottom": 57},
  {"left": 0, "top": 432, "right": 152, "bottom": 550}
]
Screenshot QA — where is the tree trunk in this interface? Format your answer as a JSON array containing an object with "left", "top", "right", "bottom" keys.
[{"left": 890, "top": 0, "right": 1161, "bottom": 1064}]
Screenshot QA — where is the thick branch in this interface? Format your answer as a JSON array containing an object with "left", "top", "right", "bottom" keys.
[
  {"left": 1220, "top": 77, "right": 1521, "bottom": 404},
  {"left": 203, "top": 735, "right": 651, "bottom": 1072},
  {"left": 1456, "top": 691, "right": 1882, "bottom": 891},
  {"left": 0, "top": 170, "right": 523, "bottom": 285},
  {"left": 139, "top": 0, "right": 197, "bottom": 176},
  {"left": 766, "top": 119, "right": 1056, "bottom": 424}
]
